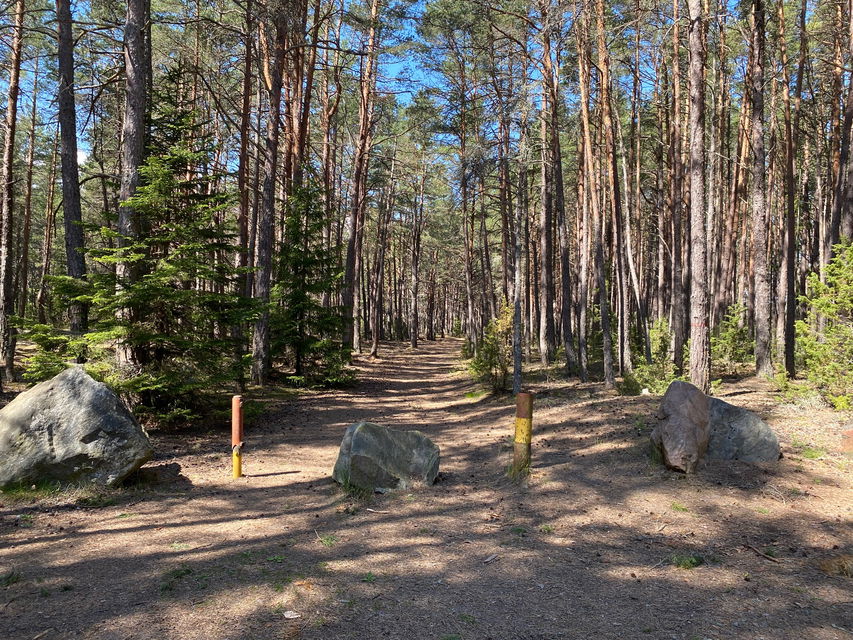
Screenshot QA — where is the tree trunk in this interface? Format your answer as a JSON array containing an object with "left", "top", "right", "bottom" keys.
[
  {"left": 17, "top": 54, "right": 38, "bottom": 325},
  {"left": 426, "top": 263, "right": 436, "bottom": 341},
  {"left": 777, "top": 0, "right": 797, "bottom": 376},
  {"left": 341, "top": 0, "right": 381, "bottom": 351},
  {"left": 751, "top": 0, "right": 772, "bottom": 376},
  {"left": 410, "top": 171, "right": 426, "bottom": 349},
  {"left": 827, "top": 1, "right": 847, "bottom": 251},
  {"left": 670, "top": 0, "right": 686, "bottom": 376},
  {"left": 237, "top": 0, "right": 253, "bottom": 299},
  {"left": 595, "top": 0, "right": 632, "bottom": 376},
  {"left": 116, "top": 0, "right": 149, "bottom": 368},
  {"left": 579, "top": 3, "right": 615, "bottom": 388},
  {"left": 37, "top": 133, "right": 59, "bottom": 325},
  {"left": 370, "top": 151, "right": 396, "bottom": 357},
  {"left": 834, "top": 0, "right": 853, "bottom": 243},
  {"left": 513, "top": 133, "right": 529, "bottom": 394},
  {"left": 577, "top": 132, "right": 590, "bottom": 382},
  {"left": 0, "top": 0, "right": 26, "bottom": 385},
  {"left": 57, "top": 0, "right": 89, "bottom": 339},
  {"left": 687, "top": 0, "right": 710, "bottom": 391},
  {"left": 538, "top": 86, "right": 555, "bottom": 365},
  {"left": 251, "top": 16, "right": 287, "bottom": 385}
]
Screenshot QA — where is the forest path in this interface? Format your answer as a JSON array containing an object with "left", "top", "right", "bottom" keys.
[{"left": 1, "top": 339, "right": 851, "bottom": 640}]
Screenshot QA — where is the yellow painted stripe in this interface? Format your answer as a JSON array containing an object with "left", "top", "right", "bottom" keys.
[
  {"left": 232, "top": 447, "right": 242, "bottom": 478},
  {"left": 514, "top": 417, "right": 532, "bottom": 444}
]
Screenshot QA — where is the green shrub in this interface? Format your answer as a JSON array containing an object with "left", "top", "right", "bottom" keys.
[
  {"left": 623, "top": 318, "right": 682, "bottom": 394},
  {"left": 18, "top": 323, "right": 75, "bottom": 383},
  {"left": 460, "top": 338, "right": 474, "bottom": 359},
  {"left": 23, "top": 67, "right": 251, "bottom": 423},
  {"left": 711, "top": 303, "right": 753, "bottom": 370},
  {"left": 796, "top": 242, "right": 853, "bottom": 409},
  {"left": 770, "top": 366, "right": 824, "bottom": 406},
  {"left": 617, "top": 372, "right": 642, "bottom": 395},
  {"left": 671, "top": 553, "right": 704, "bottom": 569},
  {"left": 270, "top": 180, "right": 349, "bottom": 385},
  {"left": 469, "top": 304, "right": 513, "bottom": 392}
]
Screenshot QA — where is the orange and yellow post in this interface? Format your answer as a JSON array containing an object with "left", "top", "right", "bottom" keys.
[
  {"left": 231, "top": 395, "right": 243, "bottom": 478},
  {"left": 511, "top": 392, "right": 534, "bottom": 477}
]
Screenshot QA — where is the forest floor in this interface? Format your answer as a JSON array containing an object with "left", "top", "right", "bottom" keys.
[{"left": 0, "top": 339, "right": 851, "bottom": 640}]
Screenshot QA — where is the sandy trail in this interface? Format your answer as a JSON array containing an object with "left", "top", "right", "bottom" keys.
[{"left": 0, "top": 339, "right": 850, "bottom": 640}]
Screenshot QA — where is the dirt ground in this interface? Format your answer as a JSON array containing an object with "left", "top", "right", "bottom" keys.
[{"left": 0, "top": 339, "right": 850, "bottom": 640}]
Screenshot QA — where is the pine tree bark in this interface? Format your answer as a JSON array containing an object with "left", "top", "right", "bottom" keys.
[
  {"left": 687, "top": 0, "right": 710, "bottom": 391},
  {"left": 827, "top": 2, "right": 847, "bottom": 251},
  {"left": 15, "top": 58, "right": 39, "bottom": 328},
  {"left": 370, "top": 154, "right": 396, "bottom": 357},
  {"left": 251, "top": 15, "right": 287, "bottom": 385},
  {"left": 0, "top": 0, "right": 26, "bottom": 384},
  {"left": 750, "top": 0, "right": 773, "bottom": 376},
  {"left": 578, "top": 3, "right": 615, "bottom": 388},
  {"left": 670, "top": 0, "right": 687, "bottom": 376},
  {"left": 426, "top": 263, "right": 436, "bottom": 341},
  {"left": 237, "top": 0, "right": 253, "bottom": 298},
  {"left": 116, "top": 0, "right": 149, "bottom": 368},
  {"left": 777, "top": 0, "right": 797, "bottom": 376},
  {"left": 57, "top": 0, "right": 88, "bottom": 338},
  {"left": 37, "top": 133, "right": 59, "bottom": 325},
  {"left": 513, "top": 133, "right": 529, "bottom": 395},
  {"left": 537, "top": 30, "right": 556, "bottom": 364},
  {"left": 16, "top": 55, "right": 38, "bottom": 326},
  {"left": 342, "top": 0, "right": 381, "bottom": 351},
  {"left": 410, "top": 171, "right": 426, "bottom": 349},
  {"left": 595, "top": 0, "right": 632, "bottom": 375},
  {"left": 576, "top": 132, "right": 590, "bottom": 382},
  {"left": 834, "top": 0, "right": 853, "bottom": 243},
  {"left": 630, "top": 0, "right": 653, "bottom": 365}
]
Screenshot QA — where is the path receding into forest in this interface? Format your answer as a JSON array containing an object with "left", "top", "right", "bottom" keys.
[{"left": 0, "top": 340, "right": 851, "bottom": 640}]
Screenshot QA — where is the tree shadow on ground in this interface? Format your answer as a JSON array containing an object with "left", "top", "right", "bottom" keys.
[{"left": 0, "top": 340, "right": 849, "bottom": 640}]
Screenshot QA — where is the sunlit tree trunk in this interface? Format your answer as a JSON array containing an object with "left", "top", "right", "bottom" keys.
[
  {"left": 687, "top": 0, "right": 710, "bottom": 391},
  {"left": 410, "top": 170, "right": 426, "bottom": 349},
  {"left": 777, "top": 0, "right": 797, "bottom": 376},
  {"left": 116, "top": 0, "right": 149, "bottom": 368},
  {"left": 0, "top": 0, "right": 26, "bottom": 385},
  {"left": 513, "top": 132, "right": 529, "bottom": 394},
  {"left": 750, "top": 0, "right": 772, "bottom": 376},
  {"left": 37, "top": 133, "right": 59, "bottom": 325},
  {"left": 834, "top": 0, "right": 853, "bottom": 243},
  {"left": 538, "top": 77, "right": 555, "bottom": 364},
  {"left": 342, "top": 0, "right": 381, "bottom": 352},
  {"left": 579, "top": 3, "right": 614, "bottom": 388},
  {"left": 251, "top": 14, "right": 287, "bottom": 385},
  {"left": 15, "top": 55, "right": 38, "bottom": 331}
]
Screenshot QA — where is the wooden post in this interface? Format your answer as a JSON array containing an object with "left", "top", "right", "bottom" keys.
[
  {"left": 512, "top": 392, "right": 534, "bottom": 477},
  {"left": 232, "top": 395, "right": 243, "bottom": 478}
]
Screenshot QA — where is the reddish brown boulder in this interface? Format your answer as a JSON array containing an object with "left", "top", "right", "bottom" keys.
[{"left": 650, "top": 381, "right": 710, "bottom": 473}]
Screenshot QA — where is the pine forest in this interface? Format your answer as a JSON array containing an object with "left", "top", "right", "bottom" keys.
[{"left": 0, "top": 0, "right": 852, "bottom": 416}]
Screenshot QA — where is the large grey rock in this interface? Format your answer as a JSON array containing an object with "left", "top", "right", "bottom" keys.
[
  {"left": 332, "top": 421, "right": 439, "bottom": 492},
  {"left": 650, "top": 381, "right": 710, "bottom": 473},
  {"left": 0, "top": 367, "right": 153, "bottom": 487},
  {"left": 707, "top": 397, "right": 781, "bottom": 463}
]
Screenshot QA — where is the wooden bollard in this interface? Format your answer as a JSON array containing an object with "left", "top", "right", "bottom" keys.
[
  {"left": 232, "top": 395, "right": 243, "bottom": 478},
  {"left": 511, "top": 392, "right": 534, "bottom": 477}
]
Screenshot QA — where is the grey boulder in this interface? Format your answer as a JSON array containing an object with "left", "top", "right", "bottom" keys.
[
  {"left": 650, "top": 380, "right": 710, "bottom": 473},
  {"left": 332, "top": 421, "right": 439, "bottom": 492},
  {"left": 0, "top": 367, "right": 153, "bottom": 487},
  {"left": 707, "top": 397, "right": 781, "bottom": 463}
]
